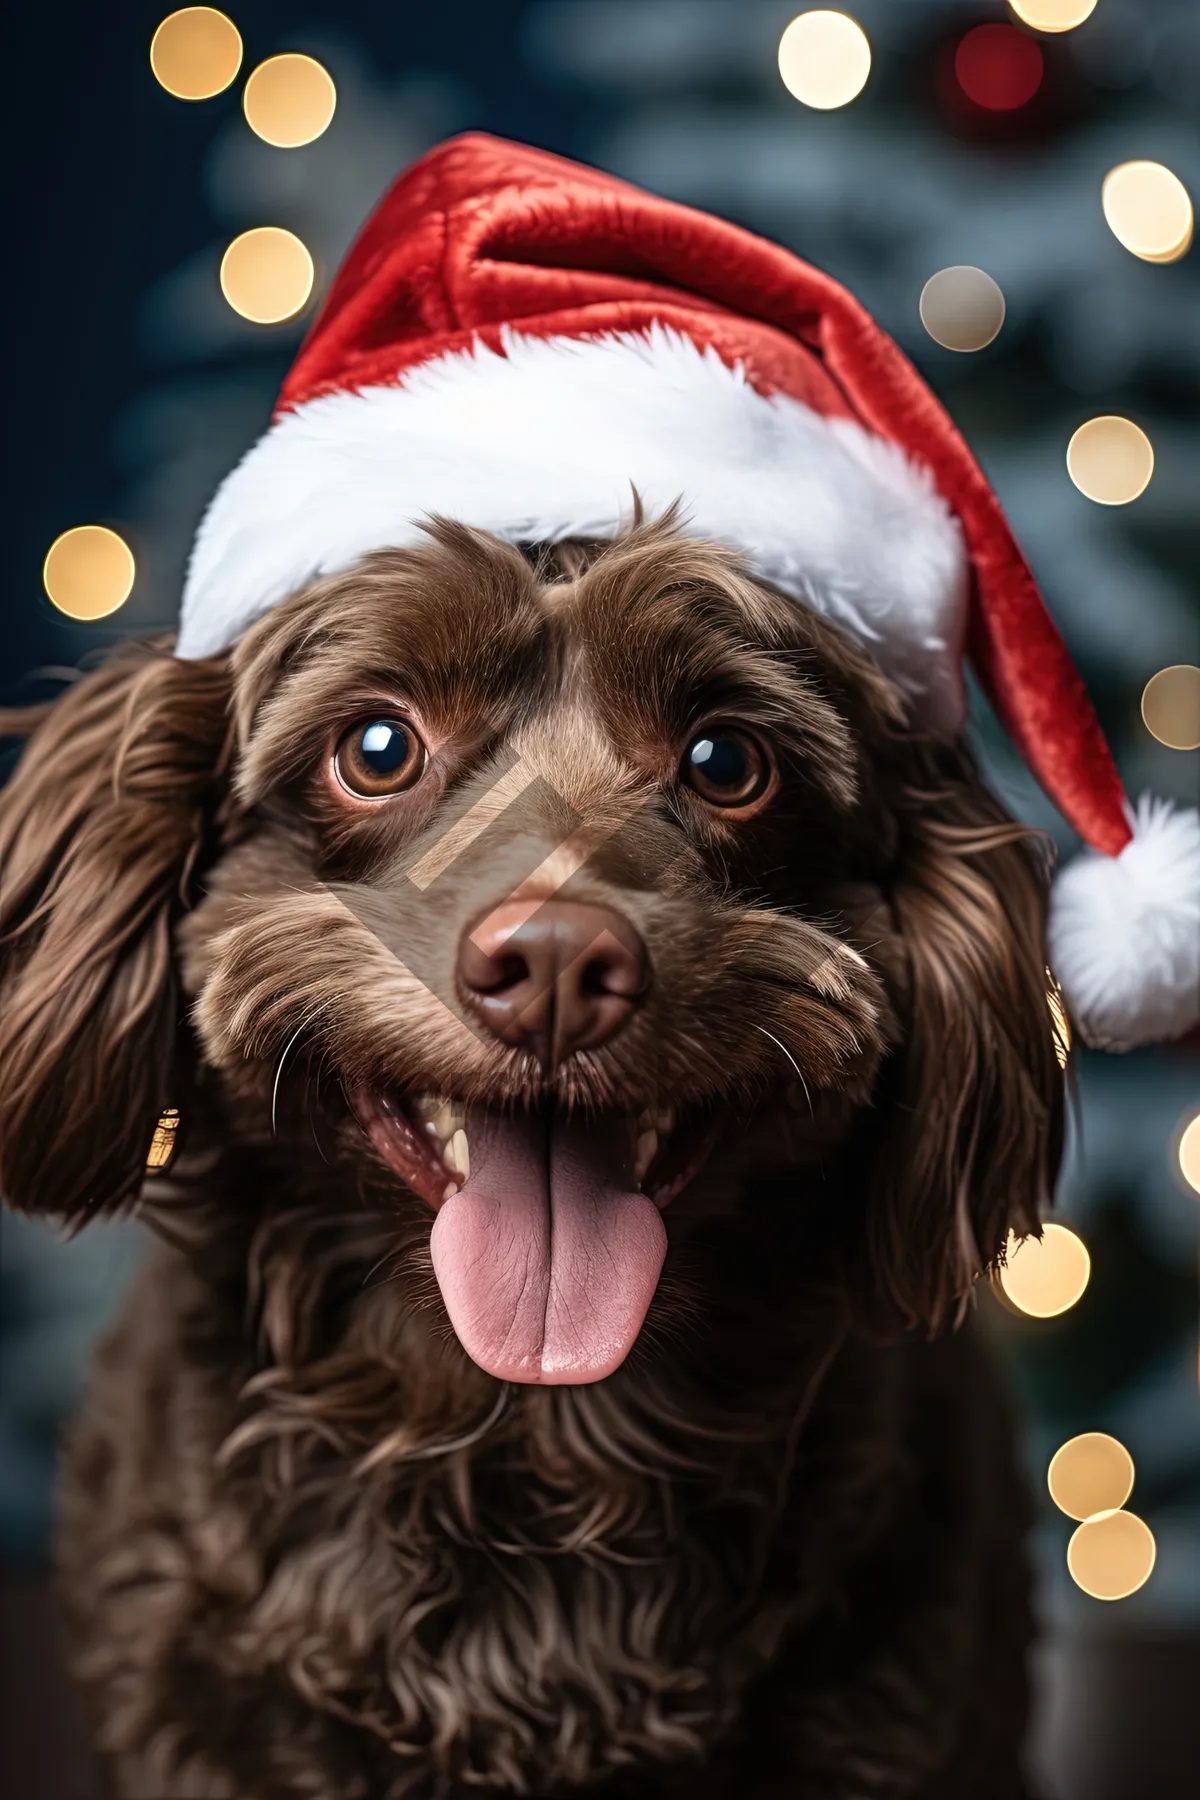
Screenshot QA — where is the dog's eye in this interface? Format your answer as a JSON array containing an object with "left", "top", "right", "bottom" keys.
[
  {"left": 682, "top": 729, "right": 772, "bottom": 809},
  {"left": 334, "top": 719, "right": 426, "bottom": 798}
]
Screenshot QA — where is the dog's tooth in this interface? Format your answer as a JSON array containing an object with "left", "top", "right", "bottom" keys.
[
  {"left": 636, "top": 1107, "right": 654, "bottom": 1135},
  {"left": 430, "top": 1101, "right": 462, "bottom": 1144},
  {"left": 442, "top": 1180, "right": 459, "bottom": 1203},
  {"left": 445, "top": 1128, "right": 470, "bottom": 1183},
  {"left": 633, "top": 1129, "right": 659, "bottom": 1185},
  {"left": 654, "top": 1106, "right": 676, "bottom": 1137},
  {"left": 411, "top": 1095, "right": 443, "bottom": 1122}
]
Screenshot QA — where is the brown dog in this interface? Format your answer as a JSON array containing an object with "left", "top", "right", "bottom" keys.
[{"left": 0, "top": 519, "right": 1062, "bottom": 1798}]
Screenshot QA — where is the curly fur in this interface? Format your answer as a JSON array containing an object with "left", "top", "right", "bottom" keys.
[{"left": 0, "top": 520, "right": 1062, "bottom": 1799}]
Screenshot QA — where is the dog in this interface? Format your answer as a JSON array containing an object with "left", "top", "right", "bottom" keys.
[{"left": 0, "top": 516, "right": 1063, "bottom": 1798}]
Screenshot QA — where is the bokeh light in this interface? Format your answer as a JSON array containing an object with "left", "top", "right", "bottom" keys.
[
  {"left": 1067, "top": 1510, "right": 1156, "bottom": 1601},
  {"left": 42, "top": 526, "right": 135, "bottom": 621},
  {"left": 1102, "top": 162, "right": 1194, "bottom": 264},
  {"left": 219, "top": 227, "right": 314, "bottom": 323},
  {"left": 1048, "top": 1433, "right": 1136, "bottom": 1521},
  {"left": 778, "top": 11, "right": 871, "bottom": 110},
  {"left": 1066, "top": 416, "right": 1154, "bottom": 505},
  {"left": 955, "top": 25, "right": 1043, "bottom": 112},
  {"left": 1177, "top": 1112, "right": 1200, "bottom": 1197},
  {"left": 150, "top": 8, "right": 242, "bottom": 101},
  {"left": 999, "top": 1222, "right": 1091, "bottom": 1318},
  {"left": 1141, "top": 665, "right": 1200, "bottom": 751},
  {"left": 243, "top": 53, "right": 336, "bottom": 148},
  {"left": 1009, "top": 0, "right": 1097, "bottom": 28},
  {"left": 919, "top": 266, "right": 1006, "bottom": 351}
]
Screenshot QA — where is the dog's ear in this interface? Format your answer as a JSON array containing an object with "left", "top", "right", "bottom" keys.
[
  {"left": 0, "top": 642, "right": 232, "bottom": 1221},
  {"left": 854, "top": 746, "right": 1065, "bottom": 1336}
]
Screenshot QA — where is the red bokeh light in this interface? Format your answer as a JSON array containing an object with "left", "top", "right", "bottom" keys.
[{"left": 954, "top": 23, "right": 1044, "bottom": 112}]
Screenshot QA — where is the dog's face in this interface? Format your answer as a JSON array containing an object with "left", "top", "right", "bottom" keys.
[
  {"left": 0, "top": 522, "right": 1064, "bottom": 1377},
  {"left": 183, "top": 523, "right": 898, "bottom": 1386}
]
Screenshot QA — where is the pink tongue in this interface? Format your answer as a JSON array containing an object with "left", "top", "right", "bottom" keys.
[{"left": 429, "top": 1108, "right": 667, "bottom": 1385}]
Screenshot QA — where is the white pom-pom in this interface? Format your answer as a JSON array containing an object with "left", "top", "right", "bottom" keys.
[{"left": 1048, "top": 795, "right": 1200, "bottom": 1051}]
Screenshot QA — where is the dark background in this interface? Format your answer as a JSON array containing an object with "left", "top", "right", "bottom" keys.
[{"left": 2, "top": 3, "right": 1198, "bottom": 1796}]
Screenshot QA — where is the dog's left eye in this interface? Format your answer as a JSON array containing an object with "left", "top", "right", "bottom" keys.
[
  {"left": 682, "top": 729, "right": 772, "bottom": 809},
  {"left": 334, "top": 718, "right": 426, "bottom": 798}
]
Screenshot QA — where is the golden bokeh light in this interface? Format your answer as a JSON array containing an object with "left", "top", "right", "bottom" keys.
[
  {"left": 243, "top": 53, "right": 337, "bottom": 148},
  {"left": 1067, "top": 1510, "right": 1156, "bottom": 1601},
  {"left": 998, "top": 1223, "right": 1090, "bottom": 1318},
  {"left": 1048, "top": 1433, "right": 1135, "bottom": 1522},
  {"left": 1140, "top": 665, "right": 1200, "bottom": 752},
  {"left": 146, "top": 1109, "right": 182, "bottom": 1172},
  {"left": 1102, "top": 161, "right": 1194, "bottom": 264},
  {"left": 42, "top": 526, "right": 135, "bottom": 622},
  {"left": 150, "top": 8, "right": 243, "bottom": 101},
  {"left": 1008, "top": 0, "right": 1097, "bottom": 30},
  {"left": 1177, "top": 1112, "right": 1200, "bottom": 1197},
  {"left": 778, "top": 11, "right": 871, "bottom": 110},
  {"left": 220, "top": 227, "right": 314, "bottom": 323},
  {"left": 919, "top": 266, "right": 1006, "bottom": 352},
  {"left": 1066, "top": 416, "right": 1154, "bottom": 506}
]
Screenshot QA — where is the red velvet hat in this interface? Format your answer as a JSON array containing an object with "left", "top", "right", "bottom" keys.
[{"left": 180, "top": 133, "right": 1198, "bottom": 1051}]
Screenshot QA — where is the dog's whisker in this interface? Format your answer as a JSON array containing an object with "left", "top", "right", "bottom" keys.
[
  {"left": 270, "top": 1025, "right": 309, "bottom": 1137},
  {"left": 270, "top": 998, "right": 335, "bottom": 1136},
  {"left": 301, "top": 1062, "right": 332, "bottom": 1166},
  {"left": 752, "top": 1024, "right": 813, "bottom": 1115}
]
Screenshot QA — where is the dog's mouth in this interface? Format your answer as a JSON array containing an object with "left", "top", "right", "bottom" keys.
[{"left": 355, "top": 1089, "right": 720, "bottom": 1386}]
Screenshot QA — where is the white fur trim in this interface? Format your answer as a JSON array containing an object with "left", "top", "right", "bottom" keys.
[
  {"left": 179, "top": 326, "right": 968, "bottom": 730},
  {"left": 1049, "top": 795, "right": 1200, "bottom": 1050}
]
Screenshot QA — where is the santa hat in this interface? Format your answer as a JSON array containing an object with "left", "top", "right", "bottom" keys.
[{"left": 179, "top": 133, "right": 1198, "bottom": 1053}]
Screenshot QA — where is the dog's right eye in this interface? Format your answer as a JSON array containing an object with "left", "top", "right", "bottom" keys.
[
  {"left": 681, "top": 727, "right": 773, "bottom": 811},
  {"left": 334, "top": 719, "right": 427, "bottom": 798}
]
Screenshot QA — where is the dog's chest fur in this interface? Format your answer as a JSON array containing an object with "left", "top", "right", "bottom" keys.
[{"left": 57, "top": 1217, "right": 932, "bottom": 1800}]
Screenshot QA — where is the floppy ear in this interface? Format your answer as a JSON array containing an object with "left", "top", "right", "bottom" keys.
[
  {"left": 0, "top": 641, "right": 232, "bottom": 1221},
  {"left": 855, "top": 744, "right": 1065, "bottom": 1336}
]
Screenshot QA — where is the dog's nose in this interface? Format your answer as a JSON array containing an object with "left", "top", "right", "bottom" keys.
[{"left": 458, "top": 900, "right": 648, "bottom": 1064}]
